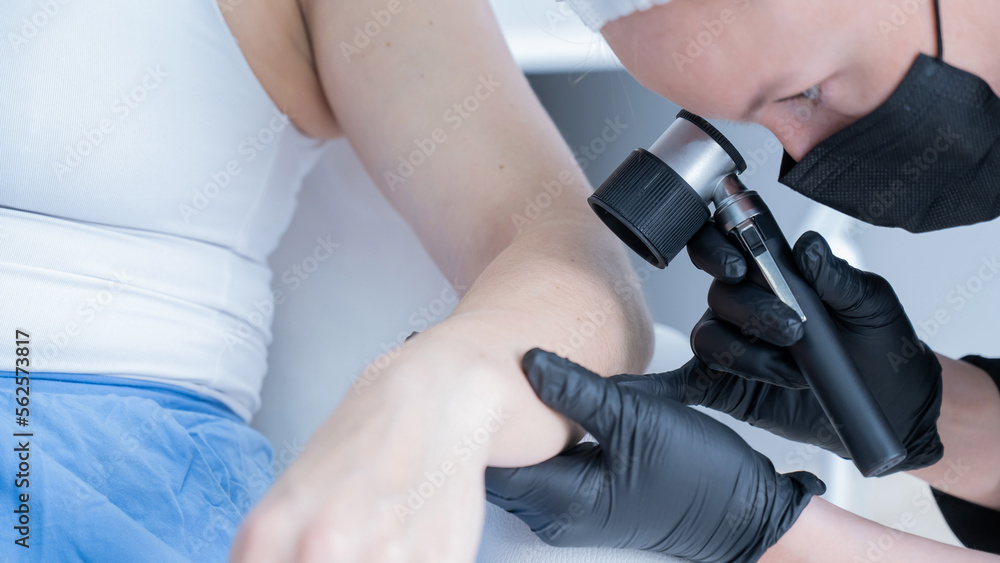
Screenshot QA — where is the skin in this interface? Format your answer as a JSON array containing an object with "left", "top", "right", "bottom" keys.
[
  {"left": 600, "top": 0, "right": 1000, "bottom": 558},
  {"left": 765, "top": 498, "right": 1000, "bottom": 562},
  {"left": 217, "top": 0, "right": 654, "bottom": 561},
  {"left": 912, "top": 355, "right": 1000, "bottom": 510}
]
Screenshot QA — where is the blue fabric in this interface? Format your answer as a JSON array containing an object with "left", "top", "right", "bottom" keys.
[{"left": 0, "top": 372, "right": 275, "bottom": 562}]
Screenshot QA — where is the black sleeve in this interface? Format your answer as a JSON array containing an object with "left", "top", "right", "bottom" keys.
[{"left": 929, "top": 355, "right": 1000, "bottom": 555}]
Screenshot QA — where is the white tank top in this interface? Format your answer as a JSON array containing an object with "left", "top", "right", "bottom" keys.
[{"left": 0, "top": 0, "right": 329, "bottom": 421}]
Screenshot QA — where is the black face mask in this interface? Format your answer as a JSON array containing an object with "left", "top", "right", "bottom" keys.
[{"left": 777, "top": 3, "right": 1000, "bottom": 233}]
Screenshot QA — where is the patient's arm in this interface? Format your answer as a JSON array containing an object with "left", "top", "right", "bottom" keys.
[
  {"left": 908, "top": 355, "right": 1000, "bottom": 510},
  {"left": 229, "top": 0, "right": 652, "bottom": 560},
  {"left": 763, "top": 498, "right": 1000, "bottom": 562},
  {"left": 297, "top": 0, "right": 653, "bottom": 465}
]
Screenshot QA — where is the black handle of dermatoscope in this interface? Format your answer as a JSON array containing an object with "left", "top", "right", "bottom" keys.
[{"left": 727, "top": 212, "right": 907, "bottom": 477}]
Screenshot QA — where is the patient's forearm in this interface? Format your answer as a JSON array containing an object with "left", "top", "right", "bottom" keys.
[
  {"left": 908, "top": 355, "right": 1000, "bottom": 510},
  {"left": 762, "top": 498, "right": 999, "bottom": 562}
]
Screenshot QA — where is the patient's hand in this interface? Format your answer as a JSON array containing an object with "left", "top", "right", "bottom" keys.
[{"left": 230, "top": 317, "right": 583, "bottom": 562}]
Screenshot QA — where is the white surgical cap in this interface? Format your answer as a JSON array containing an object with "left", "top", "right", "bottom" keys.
[{"left": 563, "top": 0, "right": 673, "bottom": 31}]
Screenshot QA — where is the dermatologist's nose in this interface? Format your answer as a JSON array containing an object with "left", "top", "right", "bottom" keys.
[
  {"left": 758, "top": 112, "right": 822, "bottom": 161},
  {"left": 757, "top": 106, "right": 860, "bottom": 161}
]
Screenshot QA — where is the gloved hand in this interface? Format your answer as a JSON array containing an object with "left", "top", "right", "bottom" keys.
[
  {"left": 622, "top": 226, "right": 943, "bottom": 472},
  {"left": 485, "top": 349, "right": 825, "bottom": 563}
]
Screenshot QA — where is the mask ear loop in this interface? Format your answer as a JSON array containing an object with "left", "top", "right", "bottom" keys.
[{"left": 933, "top": 0, "right": 943, "bottom": 60}]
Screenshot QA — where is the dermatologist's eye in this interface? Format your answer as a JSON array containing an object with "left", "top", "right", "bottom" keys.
[
  {"left": 796, "top": 85, "right": 821, "bottom": 101},
  {"left": 777, "top": 85, "right": 823, "bottom": 105}
]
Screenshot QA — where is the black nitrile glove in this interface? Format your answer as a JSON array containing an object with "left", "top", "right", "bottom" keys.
[
  {"left": 628, "top": 228, "right": 943, "bottom": 472},
  {"left": 485, "top": 349, "right": 825, "bottom": 563}
]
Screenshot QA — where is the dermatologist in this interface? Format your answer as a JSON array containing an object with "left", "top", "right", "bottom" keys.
[{"left": 486, "top": 0, "right": 1000, "bottom": 561}]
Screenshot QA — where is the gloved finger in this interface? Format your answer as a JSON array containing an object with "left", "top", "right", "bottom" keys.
[
  {"left": 521, "top": 349, "right": 623, "bottom": 445},
  {"left": 485, "top": 442, "right": 599, "bottom": 503},
  {"left": 784, "top": 471, "right": 827, "bottom": 497},
  {"left": 692, "top": 313, "right": 807, "bottom": 389},
  {"left": 608, "top": 357, "right": 703, "bottom": 403},
  {"left": 707, "top": 280, "right": 805, "bottom": 347},
  {"left": 687, "top": 221, "right": 746, "bottom": 283},
  {"left": 485, "top": 444, "right": 601, "bottom": 529},
  {"left": 672, "top": 345, "right": 812, "bottom": 426},
  {"left": 793, "top": 231, "right": 898, "bottom": 323}
]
